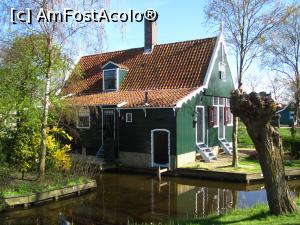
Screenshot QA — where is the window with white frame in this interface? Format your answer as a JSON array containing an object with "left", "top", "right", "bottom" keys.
[
  {"left": 196, "top": 107, "right": 204, "bottom": 143},
  {"left": 126, "top": 113, "right": 132, "bottom": 123},
  {"left": 213, "top": 96, "right": 219, "bottom": 127},
  {"left": 77, "top": 106, "right": 90, "bottom": 128},
  {"left": 103, "top": 69, "right": 117, "bottom": 91},
  {"left": 219, "top": 62, "right": 226, "bottom": 81}
]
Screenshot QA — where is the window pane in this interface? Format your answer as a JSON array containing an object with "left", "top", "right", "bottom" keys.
[
  {"left": 77, "top": 107, "right": 90, "bottom": 128},
  {"left": 219, "top": 97, "right": 224, "bottom": 106},
  {"left": 213, "top": 96, "right": 218, "bottom": 106},
  {"left": 78, "top": 116, "right": 89, "bottom": 127},
  {"left": 104, "top": 70, "right": 117, "bottom": 90},
  {"left": 78, "top": 106, "right": 89, "bottom": 116},
  {"left": 197, "top": 108, "right": 204, "bottom": 143},
  {"left": 126, "top": 113, "right": 132, "bottom": 122},
  {"left": 213, "top": 106, "right": 218, "bottom": 126}
]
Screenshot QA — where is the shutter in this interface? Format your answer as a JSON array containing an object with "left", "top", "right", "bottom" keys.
[
  {"left": 208, "top": 106, "right": 214, "bottom": 127},
  {"left": 224, "top": 107, "right": 228, "bottom": 125}
]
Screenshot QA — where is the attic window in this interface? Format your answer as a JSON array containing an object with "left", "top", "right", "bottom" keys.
[
  {"left": 103, "top": 69, "right": 117, "bottom": 91},
  {"left": 219, "top": 62, "right": 226, "bottom": 80}
]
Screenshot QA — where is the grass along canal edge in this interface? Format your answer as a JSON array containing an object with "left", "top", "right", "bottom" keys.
[
  {"left": 0, "top": 172, "right": 96, "bottom": 211},
  {"left": 130, "top": 199, "right": 300, "bottom": 225}
]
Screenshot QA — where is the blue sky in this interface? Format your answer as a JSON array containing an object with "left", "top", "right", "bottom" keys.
[{"left": 98, "top": 0, "right": 217, "bottom": 52}]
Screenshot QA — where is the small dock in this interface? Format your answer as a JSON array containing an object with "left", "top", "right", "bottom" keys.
[{"left": 174, "top": 168, "right": 300, "bottom": 183}]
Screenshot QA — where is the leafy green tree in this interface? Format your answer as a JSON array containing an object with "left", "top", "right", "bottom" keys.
[{"left": 0, "top": 34, "right": 71, "bottom": 177}]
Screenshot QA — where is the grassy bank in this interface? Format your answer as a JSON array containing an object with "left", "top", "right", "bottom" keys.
[
  {"left": 176, "top": 199, "right": 300, "bottom": 225},
  {"left": 131, "top": 199, "right": 300, "bottom": 225},
  {"left": 0, "top": 171, "right": 93, "bottom": 198}
]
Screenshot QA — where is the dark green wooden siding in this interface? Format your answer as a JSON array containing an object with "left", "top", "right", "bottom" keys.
[{"left": 118, "top": 109, "right": 176, "bottom": 155}]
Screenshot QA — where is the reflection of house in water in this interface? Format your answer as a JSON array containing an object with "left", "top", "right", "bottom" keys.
[{"left": 149, "top": 179, "right": 236, "bottom": 220}]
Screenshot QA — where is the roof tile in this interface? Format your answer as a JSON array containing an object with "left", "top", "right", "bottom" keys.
[
  {"left": 65, "top": 88, "right": 196, "bottom": 108},
  {"left": 62, "top": 37, "right": 217, "bottom": 96}
]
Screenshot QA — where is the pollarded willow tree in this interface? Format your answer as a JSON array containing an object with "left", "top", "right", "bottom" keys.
[
  {"left": 0, "top": 0, "right": 112, "bottom": 180},
  {"left": 261, "top": 4, "right": 300, "bottom": 136},
  {"left": 230, "top": 90, "right": 298, "bottom": 215},
  {"left": 205, "top": 0, "right": 288, "bottom": 167}
]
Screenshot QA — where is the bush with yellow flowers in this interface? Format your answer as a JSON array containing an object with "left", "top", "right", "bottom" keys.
[
  {"left": 11, "top": 125, "right": 73, "bottom": 176},
  {"left": 44, "top": 127, "right": 73, "bottom": 172}
]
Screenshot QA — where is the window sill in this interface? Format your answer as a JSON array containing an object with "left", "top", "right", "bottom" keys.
[{"left": 76, "top": 127, "right": 90, "bottom": 129}]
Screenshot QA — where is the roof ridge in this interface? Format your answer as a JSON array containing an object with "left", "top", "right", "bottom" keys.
[{"left": 80, "top": 36, "right": 217, "bottom": 59}]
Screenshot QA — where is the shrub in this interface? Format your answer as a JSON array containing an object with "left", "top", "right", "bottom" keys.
[
  {"left": 10, "top": 124, "right": 73, "bottom": 176},
  {"left": 282, "top": 135, "right": 300, "bottom": 158},
  {"left": 10, "top": 123, "right": 39, "bottom": 175},
  {"left": 45, "top": 127, "right": 73, "bottom": 172}
]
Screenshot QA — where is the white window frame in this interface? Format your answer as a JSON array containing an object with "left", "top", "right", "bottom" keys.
[
  {"left": 102, "top": 68, "right": 119, "bottom": 91},
  {"left": 226, "top": 98, "right": 233, "bottom": 126},
  {"left": 213, "top": 96, "right": 219, "bottom": 128},
  {"left": 196, "top": 106, "right": 205, "bottom": 144},
  {"left": 151, "top": 129, "right": 170, "bottom": 170},
  {"left": 219, "top": 61, "right": 226, "bottom": 81},
  {"left": 126, "top": 113, "right": 132, "bottom": 123},
  {"left": 76, "top": 106, "right": 90, "bottom": 129}
]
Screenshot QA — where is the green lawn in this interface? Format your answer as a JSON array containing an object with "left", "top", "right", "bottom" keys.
[
  {"left": 238, "top": 123, "right": 300, "bottom": 150},
  {"left": 179, "top": 199, "right": 300, "bottom": 225},
  {"left": 131, "top": 199, "right": 300, "bottom": 225}
]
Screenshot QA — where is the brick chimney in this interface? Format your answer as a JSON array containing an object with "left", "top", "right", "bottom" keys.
[{"left": 144, "top": 19, "right": 157, "bottom": 53}]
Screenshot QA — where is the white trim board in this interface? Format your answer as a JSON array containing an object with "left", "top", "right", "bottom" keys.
[
  {"left": 101, "top": 61, "right": 129, "bottom": 71},
  {"left": 57, "top": 55, "right": 81, "bottom": 96},
  {"left": 176, "top": 32, "right": 237, "bottom": 108},
  {"left": 195, "top": 106, "right": 205, "bottom": 145}
]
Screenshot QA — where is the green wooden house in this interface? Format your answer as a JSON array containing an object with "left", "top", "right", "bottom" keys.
[
  {"left": 62, "top": 20, "right": 236, "bottom": 169},
  {"left": 277, "top": 102, "right": 300, "bottom": 127}
]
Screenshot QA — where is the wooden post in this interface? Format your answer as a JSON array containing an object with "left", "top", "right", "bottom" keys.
[{"left": 157, "top": 166, "right": 161, "bottom": 181}]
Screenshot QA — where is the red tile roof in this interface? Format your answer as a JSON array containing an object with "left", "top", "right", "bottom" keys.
[
  {"left": 65, "top": 88, "right": 196, "bottom": 108},
  {"left": 63, "top": 37, "right": 216, "bottom": 92},
  {"left": 62, "top": 37, "right": 217, "bottom": 107}
]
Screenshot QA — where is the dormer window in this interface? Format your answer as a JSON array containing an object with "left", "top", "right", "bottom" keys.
[
  {"left": 102, "top": 61, "right": 128, "bottom": 92},
  {"left": 103, "top": 69, "right": 118, "bottom": 91}
]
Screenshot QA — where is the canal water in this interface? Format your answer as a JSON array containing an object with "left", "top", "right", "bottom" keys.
[{"left": 1, "top": 172, "right": 300, "bottom": 225}]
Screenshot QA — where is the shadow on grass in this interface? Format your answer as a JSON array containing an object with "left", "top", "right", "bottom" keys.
[{"left": 180, "top": 210, "right": 271, "bottom": 225}]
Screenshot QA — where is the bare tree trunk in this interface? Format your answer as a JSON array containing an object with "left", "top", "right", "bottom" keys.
[
  {"left": 38, "top": 75, "right": 51, "bottom": 180},
  {"left": 248, "top": 125, "right": 297, "bottom": 214},
  {"left": 231, "top": 91, "right": 298, "bottom": 215},
  {"left": 232, "top": 116, "right": 238, "bottom": 167},
  {"left": 38, "top": 38, "right": 53, "bottom": 180}
]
